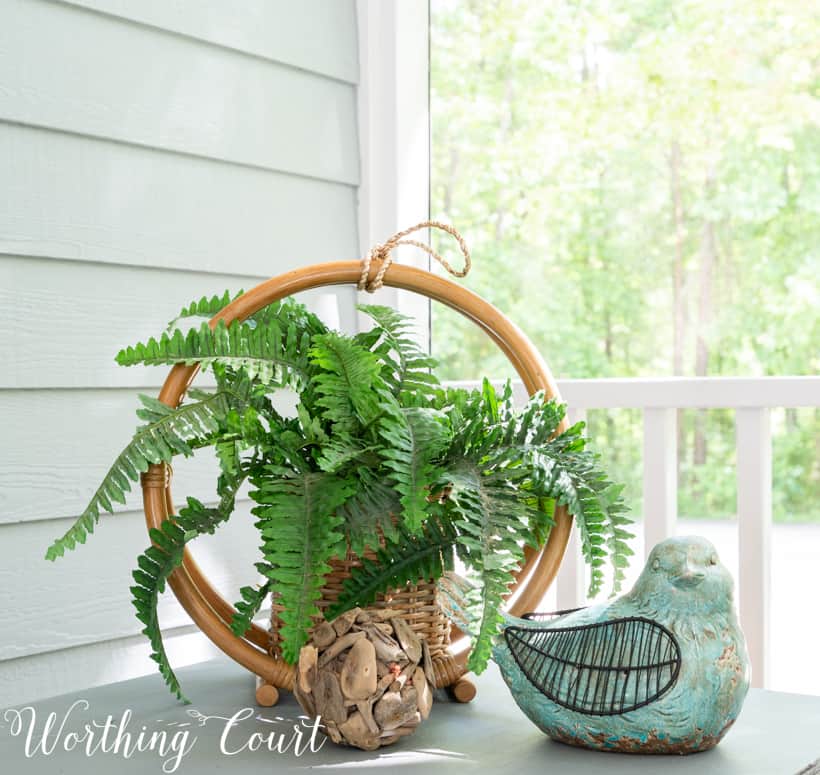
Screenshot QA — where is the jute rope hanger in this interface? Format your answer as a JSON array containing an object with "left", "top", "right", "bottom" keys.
[{"left": 358, "top": 220, "right": 472, "bottom": 292}]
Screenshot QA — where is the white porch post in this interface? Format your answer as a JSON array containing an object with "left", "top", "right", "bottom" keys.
[
  {"left": 642, "top": 407, "right": 678, "bottom": 557},
  {"left": 355, "top": 0, "right": 430, "bottom": 341},
  {"left": 736, "top": 407, "right": 772, "bottom": 688},
  {"left": 556, "top": 407, "right": 587, "bottom": 609}
]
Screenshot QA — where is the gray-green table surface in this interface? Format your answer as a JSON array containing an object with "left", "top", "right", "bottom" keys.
[{"left": 2, "top": 655, "right": 818, "bottom": 774}]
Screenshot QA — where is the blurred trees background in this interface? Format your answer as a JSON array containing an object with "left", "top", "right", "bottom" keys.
[{"left": 430, "top": 0, "right": 819, "bottom": 521}]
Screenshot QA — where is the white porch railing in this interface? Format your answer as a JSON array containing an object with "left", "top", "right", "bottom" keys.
[{"left": 448, "top": 376, "right": 820, "bottom": 689}]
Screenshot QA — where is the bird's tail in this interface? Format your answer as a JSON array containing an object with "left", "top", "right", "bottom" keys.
[{"left": 500, "top": 609, "right": 544, "bottom": 629}]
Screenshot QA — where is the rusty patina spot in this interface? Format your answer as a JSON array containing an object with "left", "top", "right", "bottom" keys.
[{"left": 547, "top": 719, "right": 736, "bottom": 755}]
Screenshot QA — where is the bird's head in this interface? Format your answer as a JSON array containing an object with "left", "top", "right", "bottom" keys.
[{"left": 629, "top": 536, "right": 735, "bottom": 614}]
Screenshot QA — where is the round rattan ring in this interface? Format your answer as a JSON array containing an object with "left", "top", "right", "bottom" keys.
[{"left": 141, "top": 260, "right": 572, "bottom": 693}]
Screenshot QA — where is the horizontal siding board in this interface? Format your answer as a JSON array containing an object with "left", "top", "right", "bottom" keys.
[
  {"left": 0, "top": 257, "right": 256, "bottom": 389},
  {"left": 0, "top": 388, "right": 300, "bottom": 523},
  {"left": 0, "top": 0, "right": 361, "bottom": 705},
  {"left": 0, "top": 506, "right": 262, "bottom": 661},
  {"left": 0, "top": 123, "right": 358, "bottom": 275},
  {"left": 0, "top": 0, "right": 358, "bottom": 184},
  {"left": 0, "top": 256, "right": 357, "bottom": 389},
  {"left": 58, "top": 0, "right": 359, "bottom": 84}
]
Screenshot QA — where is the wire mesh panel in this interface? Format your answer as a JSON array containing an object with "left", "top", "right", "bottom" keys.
[{"left": 504, "top": 616, "right": 681, "bottom": 716}]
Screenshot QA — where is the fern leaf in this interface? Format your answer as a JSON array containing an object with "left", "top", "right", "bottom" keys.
[
  {"left": 438, "top": 379, "right": 632, "bottom": 603},
  {"left": 520, "top": 429, "right": 633, "bottom": 596},
  {"left": 229, "top": 580, "right": 272, "bottom": 637},
  {"left": 117, "top": 319, "right": 311, "bottom": 387},
  {"left": 308, "top": 332, "right": 384, "bottom": 433},
  {"left": 337, "top": 469, "right": 402, "bottom": 556},
  {"left": 436, "top": 571, "right": 480, "bottom": 637},
  {"left": 447, "top": 464, "right": 533, "bottom": 674},
  {"left": 134, "top": 393, "right": 176, "bottom": 424},
  {"left": 131, "top": 491, "right": 240, "bottom": 703},
  {"left": 441, "top": 382, "right": 506, "bottom": 461},
  {"left": 357, "top": 304, "right": 440, "bottom": 398},
  {"left": 251, "top": 470, "right": 355, "bottom": 662},
  {"left": 250, "top": 297, "right": 328, "bottom": 338},
  {"left": 166, "top": 289, "right": 242, "bottom": 330},
  {"left": 315, "top": 433, "right": 376, "bottom": 473},
  {"left": 327, "top": 516, "right": 457, "bottom": 619},
  {"left": 296, "top": 403, "right": 328, "bottom": 447},
  {"left": 378, "top": 406, "right": 451, "bottom": 532},
  {"left": 46, "top": 392, "right": 235, "bottom": 561}
]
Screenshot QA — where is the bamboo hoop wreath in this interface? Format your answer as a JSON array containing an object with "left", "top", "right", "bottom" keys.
[{"left": 141, "top": 221, "right": 573, "bottom": 701}]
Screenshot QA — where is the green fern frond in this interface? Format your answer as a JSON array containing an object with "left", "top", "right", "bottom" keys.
[
  {"left": 435, "top": 571, "right": 480, "bottom": 637},
  {"left": 500, "top": 389, "right": 565, "bottom": 448},
  {"left": 212, "top": 403, "right": 268, "bottom": 478},
  {"left": 357, "top": 304, "right": 440, "bottom": 398},
  {"left": 132, "top": 526, "right": 188, "bottom": 702},
  {"left": 308, "top": 332, "right": 384, "bottom": 433},
  {"left": 45, "top": 391, "right": 236, "bottom": 561},
  {"left": 337, "top": 470, "right": 401, "bottom": 555},
  {"left": 131, "top": 491, "right": 240, "bottom": 703},
  {"left": 216, "top": 436, "right": 241, "bottom": 478},
  {"left": 134, "top": 394, "right": 176, "bottom": 424},
  {"left": 520, "top": 427, "right": 633, "bottom": 596},
  {"left": 166, "top": 293, "right": 326, "bottom": 333},
  {"left": 446, "top": 463, "right": 533, "bottom": 674},
  {"left": 166, "top": 289, "right": 242, "bottom": 330},
  {"left": 250, "top": 298, "right": 328, "bottom": 338},
  {"left": 296, "top": 403, "right": 328, "bottom": 447},
  {"left": 378, "top": 406, "right": 451, "bottom": 532},
  {"left": 229, "top": 580, "right": 272, "bottom": 637},
  {"left": 441, "top": 382, "right": 506, "bottom": 461},
  {"left": 251, "top": 470, "right": 355, "bottom": 662},
  {"left": 116, "top": 319, "right": 311, "bottom": 387},
  {"left": 440, "top": 381, "right": 631, "bottom": 597},
  {"left": 315, "top": 433, "right": 376, "bottom": 473},
  {"left": 327, "top": 516, "right": 457, "bottom": 619}
]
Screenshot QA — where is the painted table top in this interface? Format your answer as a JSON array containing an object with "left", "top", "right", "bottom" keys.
[{"left": 1, "top": 654, "right": 817, "bottom": 774}]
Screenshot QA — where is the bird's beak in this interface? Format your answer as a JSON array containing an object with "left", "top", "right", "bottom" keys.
[{"left": 673, "top": 566, "right": 706, "bottom": 588}]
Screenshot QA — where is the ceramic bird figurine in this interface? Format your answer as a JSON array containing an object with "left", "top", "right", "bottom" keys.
[{"left": 493, "top": 536, "right": 750, "bottom": 754}]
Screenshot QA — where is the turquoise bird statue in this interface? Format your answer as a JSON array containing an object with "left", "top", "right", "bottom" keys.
[{"left": 492, "top": 536, "right": 750, "bottom": 754}]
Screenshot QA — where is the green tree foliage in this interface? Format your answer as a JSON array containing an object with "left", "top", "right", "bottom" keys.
[{"left": 431, "top": 0, "right": 819, "bottom": 522}]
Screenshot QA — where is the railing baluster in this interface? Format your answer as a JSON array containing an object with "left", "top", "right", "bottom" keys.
[
  {"left": 556, "top": 408, "right": 587, "bottom": 609},
  {"left": 736, "top": 408, "right": 772, "bottom": 688},
  {"left": 642, "top": 408, "right": 678, "bottom": 558}
]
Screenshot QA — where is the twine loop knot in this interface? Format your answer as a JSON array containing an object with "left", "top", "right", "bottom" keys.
[{"left": 358, "top": 220, "right": 471, "bottom": 293}]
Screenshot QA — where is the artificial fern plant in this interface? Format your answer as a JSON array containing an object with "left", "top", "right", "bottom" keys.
[{"left": 46, "top": 292, "right": 631, "bottom": 702}]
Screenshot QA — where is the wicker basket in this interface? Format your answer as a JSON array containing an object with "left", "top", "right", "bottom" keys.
[
  {"left": 267, "top": 547, "right": 462, "bottom": 696},
  {"left": 140, "top": 257, "right": 573, "bottom": 708}
]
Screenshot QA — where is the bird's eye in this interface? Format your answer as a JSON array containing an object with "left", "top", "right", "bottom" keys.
[
  {"left": 652, "top": 558, "right": 660, "bottom": 571},
  {"left": 709, "top": 554, "right": 718, "bottom": 566}
]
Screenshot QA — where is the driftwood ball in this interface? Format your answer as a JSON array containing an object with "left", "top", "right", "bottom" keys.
[{"left": 294, "top": 607, "right": 434, "bottom": 750}]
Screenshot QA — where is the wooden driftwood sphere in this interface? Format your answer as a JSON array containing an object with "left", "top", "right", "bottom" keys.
[{"left": 294, "top": 608, "right": 435, "bottom": 750}]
